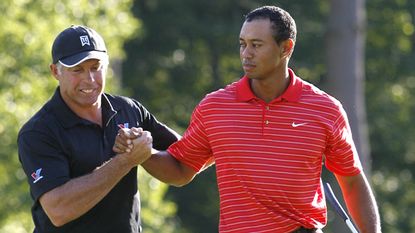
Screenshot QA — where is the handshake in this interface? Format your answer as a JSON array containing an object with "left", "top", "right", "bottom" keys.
[{"left": 113, "top": 127, "right": 154, "bottom": 166}]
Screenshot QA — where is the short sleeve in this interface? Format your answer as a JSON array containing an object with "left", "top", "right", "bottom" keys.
[
  {"left": 167, "top": 105, "right": 213, "bottom": 172},
  {"left": 139, "top": 104, "right": 180, "bottom": 150},
  {"left": 324, "top": 105, "right": 363, "bottom": 176},
  {"left": 18, "top": 130, "right": 70, "bottom": 201},
  {"left": 121, "top": 97, "right": 179, "bottom": 150}
]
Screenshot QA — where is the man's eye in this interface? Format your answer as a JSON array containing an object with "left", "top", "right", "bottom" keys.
[
  {"left": 93, "top": 65, "right": 103, "bottom": 71},
  {"left": 253, "top": 44, "right": 261, "bottom": 48}
]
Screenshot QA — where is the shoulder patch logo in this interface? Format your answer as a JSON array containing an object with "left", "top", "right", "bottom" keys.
[{"left": 31, "top": 168, "right": 44, "bottom": 184}]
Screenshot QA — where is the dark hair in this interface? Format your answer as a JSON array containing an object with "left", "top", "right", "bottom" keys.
[{"left": 245, "top": 6, "right": 297, "bottom": 44}]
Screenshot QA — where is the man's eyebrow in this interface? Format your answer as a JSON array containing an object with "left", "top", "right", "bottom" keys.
[
  {"left": 239, "top": 38, "right": 264, "bottom": 43},
  {"left": 69, "top": 65, "right": 82, "bottom": 70}
]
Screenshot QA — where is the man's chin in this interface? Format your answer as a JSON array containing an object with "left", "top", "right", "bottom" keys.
[
  {"left": 79, "top": 96, "right": 101, "bottom": 107},
  {"left": 244, "top": 73, "right": 258, "bottom": 79}
]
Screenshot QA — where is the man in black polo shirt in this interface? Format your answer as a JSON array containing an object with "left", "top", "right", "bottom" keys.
[{"left": 17, "top": 25, "right": 179, "bottom": 233}]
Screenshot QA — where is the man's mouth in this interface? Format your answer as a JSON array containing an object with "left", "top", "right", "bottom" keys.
[
  {"left": 243, "top": 63, "right": 256, "bottom": 71},
  {"left": 80, "top": 89, "right": 94, "bottom": 94}
]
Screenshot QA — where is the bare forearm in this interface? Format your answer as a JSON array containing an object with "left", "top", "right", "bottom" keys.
[
  {"left": 141, "top": 151, "right": 196, "bottom": 187},
  {"left": 40, "top": 155, "right": 133, "bottom": 226},
  {"left": 113, "top": 128, "right": 194, "bottom": 186},
  {"left": 336, "top": 173, "right": 381, "bottom": 233}
]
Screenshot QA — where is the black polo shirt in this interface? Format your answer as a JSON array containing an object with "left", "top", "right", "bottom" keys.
[{"left": 18, "top": 88, "right": 178, "bottom": 233}]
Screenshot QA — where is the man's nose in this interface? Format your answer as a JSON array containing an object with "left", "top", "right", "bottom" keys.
[
  {"left": 85, "top": 70, "right": 96, "bottom": 82},
  {"left": 241, "top": 45, "right": 253, "bottom": 59}
]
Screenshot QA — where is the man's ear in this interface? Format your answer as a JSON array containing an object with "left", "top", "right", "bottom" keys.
[
  {"left": 281, "top": 39, "right": 295, "bottom": 58},
  {"left": 50, "top": 64, "right": 60, "bottom": 80}
]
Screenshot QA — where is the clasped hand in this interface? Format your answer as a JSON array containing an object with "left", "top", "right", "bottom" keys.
[{"left": 113, "top": 127, "right": 153, "bottom": 166}]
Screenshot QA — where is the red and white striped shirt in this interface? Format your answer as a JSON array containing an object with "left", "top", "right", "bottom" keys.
[{"left": 168, "top": 69, "right": 362, "bottom": 233}]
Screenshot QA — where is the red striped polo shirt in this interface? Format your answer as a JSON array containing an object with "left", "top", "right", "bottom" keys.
[{"left": 168, "top": 69, "right": 362, "bottom": 233}]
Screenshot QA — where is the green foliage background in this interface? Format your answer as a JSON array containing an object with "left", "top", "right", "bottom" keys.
[
  {"left": 366, "top": 0, "right": 415, "bottom": 232},
  {"left": 1, "top": 0, "right": 415, "bottom": 232}
]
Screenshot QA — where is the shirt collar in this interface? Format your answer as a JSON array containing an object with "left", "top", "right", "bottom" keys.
[
  {"left": 49, "top": 87, "right": 117, "bottom": 128},
  {"left": 236, "top": 68, "right": 303, "bottom": 103}
]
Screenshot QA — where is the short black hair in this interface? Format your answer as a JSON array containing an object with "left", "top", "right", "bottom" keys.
[{"left": 245, "top": 6, "right": 297, "bottom": 44}]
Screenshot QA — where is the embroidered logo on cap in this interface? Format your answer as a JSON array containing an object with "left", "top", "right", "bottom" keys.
[
  {"left": 80, "top": 35, "right": 90, "bottom": 46},
  {"left": 31, "top": 168, "right": 44, "bottom": 184}
]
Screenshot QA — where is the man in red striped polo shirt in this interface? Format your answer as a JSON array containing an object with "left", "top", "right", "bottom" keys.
[{"left": 115, "top": 5, "right": 381, "bottom": 233}]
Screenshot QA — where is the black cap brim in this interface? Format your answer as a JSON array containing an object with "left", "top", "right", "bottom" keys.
[{"left": 58, "top": 50, "right": 108, "bottom": 67}]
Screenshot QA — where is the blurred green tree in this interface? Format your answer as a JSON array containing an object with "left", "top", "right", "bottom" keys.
[
  {"left": 366, "top": 0, "right": 415, "bottom": 232},
  {"left": 0, "top": 0, "right": 177, "bottom": 232}
]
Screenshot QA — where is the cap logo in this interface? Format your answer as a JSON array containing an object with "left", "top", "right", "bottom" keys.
[{"left": 80, "top": 35, "right": 90, "bottom": 46}]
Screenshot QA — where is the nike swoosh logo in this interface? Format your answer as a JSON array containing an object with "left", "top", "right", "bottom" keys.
[{"left": 292, "top": 122, "right": 308, "bottom": 127}]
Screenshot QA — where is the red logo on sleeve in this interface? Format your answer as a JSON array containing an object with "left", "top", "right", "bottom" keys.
[{"left": 31, "top": 168, "right": 44, "bottom": 184}]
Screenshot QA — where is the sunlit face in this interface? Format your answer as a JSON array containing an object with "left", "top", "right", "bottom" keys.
[
  {"left": 51, "top": 59, "right": 107, "bottom": 111},
  {"left": 239, "top": 19, "right": 284, "bottom": 80}
]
